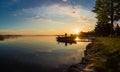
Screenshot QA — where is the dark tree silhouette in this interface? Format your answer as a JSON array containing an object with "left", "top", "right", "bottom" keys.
[
  {"left": 115, "top": 24, "right": 120, "bottom": 36},
  {"left": 93, "top": 0, "right": 120, "bottom": 36},
  {"left": 94, "top": 22, "right": 111, "bottom": 36}
]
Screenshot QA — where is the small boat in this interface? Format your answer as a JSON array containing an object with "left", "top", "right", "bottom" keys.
[{"left": 56, "top": 36, "right": 76, "bottom": 42}]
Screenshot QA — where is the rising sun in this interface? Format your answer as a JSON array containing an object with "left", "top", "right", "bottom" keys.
[{"left": 74, "top": 28, "right": 81, "bottom": 34}]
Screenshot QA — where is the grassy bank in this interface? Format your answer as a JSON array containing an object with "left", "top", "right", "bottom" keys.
[{"left": 86, "top": 37, "right": 120, "bottom": 72}]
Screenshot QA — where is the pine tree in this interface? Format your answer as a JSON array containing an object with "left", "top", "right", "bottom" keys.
[
  {"left": 93, "top": 0, "right": 120, "bottom": 36},
  {"left": 95, "top": 22, "right": 111, "bottom": 36}
]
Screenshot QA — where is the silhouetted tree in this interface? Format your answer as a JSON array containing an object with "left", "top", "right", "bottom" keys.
[
  {"left": 65, "top": 33, "right": 67, "bottom": 37},
  {"left": 94, "top": 22, "right": 112, "bottom": 37},
  {"left": 93, "top": 0, "right": 120, "bottom": 36},
  {"left": 115, "top": 24, "right": 120, "bottom": 36}
]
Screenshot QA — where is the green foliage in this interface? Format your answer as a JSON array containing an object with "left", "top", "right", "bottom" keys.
[
  {"left": 93, "top": 0, "right": 120, "bottom": 22},
  {"left": 93, "top": 0, "right": 120, "bottom": 36},
  {"left": 93, "top": 0, "right": 110, "bottom": 23},
  {"left": 94, "top": 22, "right": 112, "bottom": 36},
  {"left": 89, "top": 37, "right": 120, "bottom": 72}
]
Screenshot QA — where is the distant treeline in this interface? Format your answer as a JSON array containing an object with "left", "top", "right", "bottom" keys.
[
  {"left": 0, "top": 35, "right": 4, "bottom": 40},
  {"left": 79, "top": 24, "right": 120, "bottom": 37},
  {"left": 0, "top": 35, "right": 22, "bottom": 41},
  {"left": 79, "top": 31, "right": 95, "bottom": 38}
]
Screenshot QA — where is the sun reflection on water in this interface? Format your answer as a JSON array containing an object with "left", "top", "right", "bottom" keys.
[{"left": 75, "top": 37, "right": 80, "bottom": 41}]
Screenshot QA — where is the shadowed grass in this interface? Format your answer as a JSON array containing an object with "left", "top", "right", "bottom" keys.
[{"left": 87, "top": 37, "right": 120, "bottom": 72}]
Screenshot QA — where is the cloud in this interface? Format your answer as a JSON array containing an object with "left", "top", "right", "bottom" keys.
[
  {"left": 24, "top": 15, "right": 65, "bottom": 26},
  {"left": 62, "top": 0, "right": 68, "bottom": 2},
  {"left": 24, "top": 16, "right": 53, "bottom": 23},
  {"left": 21, "top": 3, "right": 96, "bottom": 20},
  {"left": 77, "top": 16, "right": 88, "bottom": 23},
  {"left": 22, "top": 3, "right": 96, "bottom": 22},
  {"left": 12, "top": 13, "right": 17, "bottom": 16},
  {"left": 16, "top": 3, "right": 96, "bottom": 32},
  {"left": 34, "top": 16, "right": 53, "bottom": 23}
]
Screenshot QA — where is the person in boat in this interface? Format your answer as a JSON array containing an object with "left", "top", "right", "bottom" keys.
[{"left": 65, "top": 33, "right": 67, "bottom": 37}]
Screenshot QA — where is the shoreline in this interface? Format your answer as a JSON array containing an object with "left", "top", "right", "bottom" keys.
[
  {"left": 67, "top": 42, "right": 97, "bottom": 72},
  {"left": 67, "top": 37, "right": 120, "bottom": 72}
]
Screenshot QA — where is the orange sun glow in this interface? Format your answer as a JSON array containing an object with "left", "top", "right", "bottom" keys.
[{"left": 74, "top": 28, "right": 81, "bottom": 34}]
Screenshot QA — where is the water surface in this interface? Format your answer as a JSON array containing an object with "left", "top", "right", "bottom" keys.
[{"left": 0, "top": 36, "right": 89, "bottom": 72}]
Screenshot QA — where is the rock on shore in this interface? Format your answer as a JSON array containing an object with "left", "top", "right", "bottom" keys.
[{"left": 67, "top": 43, "right": 97, "bottom": 72}]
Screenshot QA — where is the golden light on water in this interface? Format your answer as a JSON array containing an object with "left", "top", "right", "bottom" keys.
[{"left": 75, "top": 37, "right": 80, "bottom": 41}]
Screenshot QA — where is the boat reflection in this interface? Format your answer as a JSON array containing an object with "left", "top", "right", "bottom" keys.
[
  {"left": 57, "top": 39, "right": 77, "bottom": 46},
  {"left": 56, "top": 36, "right": 78, "bottom": 46},
  {"left": 56, "top": 35, "right": 91, "bottom": 46}
]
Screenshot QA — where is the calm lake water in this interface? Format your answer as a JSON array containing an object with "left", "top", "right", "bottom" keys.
[{"left": 0, "top": 36, "right": 89, "bottom": 72}]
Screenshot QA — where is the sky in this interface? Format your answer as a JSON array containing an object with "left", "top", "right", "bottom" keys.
[{"left": 0, "top": 0, "right": 96, "bottom": 35}]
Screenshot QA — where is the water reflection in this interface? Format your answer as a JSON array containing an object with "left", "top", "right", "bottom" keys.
[
  {"left": 75, "top": 37, "right": 80, "bottom": 41},
  {"left": 0, "top": 36, "right": 90, "bottom": 72},
  {"left": 57, "top": 39, "right": 77, "bottom": 46},
  {"left": 56, "top": 36, "right": 91, "bottom": 47},
  {"left": 0, "top": 35, "right": 4, "bottom": 41},
  {"left": 0, "top": 35, "right": 21, "bottom": 41}
]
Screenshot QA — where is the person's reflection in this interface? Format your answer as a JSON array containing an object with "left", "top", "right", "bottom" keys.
[
  {"left": 70, "top": 43, "right": 72, "bottom": 45},
  {"left": 57, "top": 40, "right": 77, "bottom": 46},
  {"left": 65, "top": 42, "right": 67, "bottom": 46},
  {"left": 56, "top": 38, "right": 77, "bottom": 46}
]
